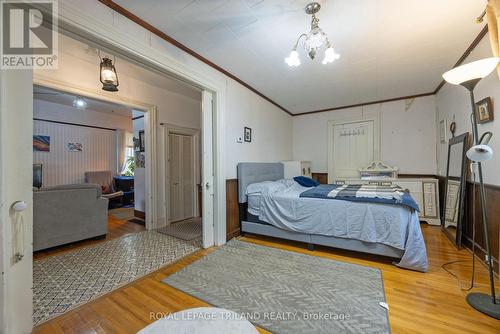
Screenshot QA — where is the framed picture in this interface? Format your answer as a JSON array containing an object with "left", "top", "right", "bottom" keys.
[
  {"left": 244, "top": 127, "right": 252, "bottom": 142},
  {"left": 139, "top": 130, "right": 145, "bottom": 152},
  {"left": 67, "top": 143, "right": 83, "bottom": 152},
  {"left": 475, "top": 97, "right": 494, "bottom": 124},
  {"left": 439, "top": 118, "right": 447, "bottom": 143},
  {"left": 33, "top": 135, "right": 50, "bottom": 152}
]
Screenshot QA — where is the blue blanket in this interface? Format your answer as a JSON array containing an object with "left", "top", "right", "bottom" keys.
[{"left": 300, "top": 184, "right": 420, "bottom": 211}]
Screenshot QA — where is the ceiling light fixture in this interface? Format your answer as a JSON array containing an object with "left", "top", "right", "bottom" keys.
[
  {"left": 72, "top": 96, "right": 88, "bottom": 109},
  {"left": 285, "top": 2, "right": 340, "bottom": 67},
  {"left": 99, "top": 52, "right": 119, "bottom": 92}
]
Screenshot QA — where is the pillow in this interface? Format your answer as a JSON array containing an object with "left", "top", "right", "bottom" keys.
[{"left": 293, "top": 176, "right": 320, "bottom": 187}]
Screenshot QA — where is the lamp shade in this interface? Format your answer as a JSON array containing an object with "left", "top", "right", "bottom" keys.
[
  {"left": 442, "top": 57, "right": 499, "bottom": 85},
  {"left": 467, "top": 144, "right": 493, "bottom": 162}
]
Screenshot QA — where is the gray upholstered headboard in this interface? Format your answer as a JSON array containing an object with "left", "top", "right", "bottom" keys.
[{"left": 237, "top": 163, "right": 284, "bottom": 203}]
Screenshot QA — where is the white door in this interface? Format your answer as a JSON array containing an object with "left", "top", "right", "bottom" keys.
[
  {"left": 0, "top": 70, "right": 34, "bottom": 333},
  {"left": 328, "top": 117, "right": 380, "bottom": 182},
  {"left": 168, "top": 133, "right": 195, "bottom": 223},
  {"left": 201, "top": 91, "right": 214, "bottom": 248}
]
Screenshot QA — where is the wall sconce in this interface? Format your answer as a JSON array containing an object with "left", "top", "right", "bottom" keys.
[{"left": 99, "top": 55, "right": 119, "bottom": 92}]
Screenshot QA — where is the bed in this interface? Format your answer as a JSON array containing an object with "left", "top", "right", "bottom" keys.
[{"left": 237, "top": 162, "right": 428, "bottom": 272}]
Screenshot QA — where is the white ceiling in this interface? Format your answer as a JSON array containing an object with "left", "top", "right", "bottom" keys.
[
  {"left": 34, "top": 85, "right": 135, "bottom": 116},
  {"left": 114, "top": 0, "right": 487, "bottom": 114}
]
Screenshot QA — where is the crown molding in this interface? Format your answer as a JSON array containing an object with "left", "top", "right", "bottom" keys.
[
  {"left": 433, "top": 24, "right": 489, "bottom": 94},
  {"left": 294, "top": 92, "right": 436, "bottom": 116},
  {"left": 97, "top": 1, "right": 489, "bottom": 117}
]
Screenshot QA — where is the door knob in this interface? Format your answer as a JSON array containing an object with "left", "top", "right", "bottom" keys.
[{"left": 12, "top": 201, "right": 27, "bottom": 212}]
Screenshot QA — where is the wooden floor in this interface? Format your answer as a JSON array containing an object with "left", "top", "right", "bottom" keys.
[
  {"left": 33, "top": 224, "right": 500, "bottom": 334},
  {"left": 33, "top": 214, "right": 146, "bottom": 260}
]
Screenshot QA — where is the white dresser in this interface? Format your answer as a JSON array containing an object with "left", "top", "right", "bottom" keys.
[
  {"left": 334, "top": 177, "right": 440, "bottom": 225},
  {"left": 282, "top": 161, "right": 312, "bottom": 178}
]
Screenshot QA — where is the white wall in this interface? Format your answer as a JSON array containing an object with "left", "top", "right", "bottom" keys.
[
  {"left": 33, "top": 120, "right": 117, "bottom": 187},
  {"left": 436, "top": 33, "right": 500, "bottom": 185},
  {"left": 225, "top": 79, "right": 293, "bottom": 178},
  {"left": 293, "top": 95, "right": 437, "bottom": 174}
]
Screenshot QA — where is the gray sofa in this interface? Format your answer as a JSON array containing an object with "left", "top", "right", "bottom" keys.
[{"left": 33, "top": 184, "right": 108, "bottom": 251}]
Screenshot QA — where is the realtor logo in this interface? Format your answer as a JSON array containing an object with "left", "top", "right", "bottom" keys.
[{"left": 1, "top": 0, "right": 58, "bottom": 69}]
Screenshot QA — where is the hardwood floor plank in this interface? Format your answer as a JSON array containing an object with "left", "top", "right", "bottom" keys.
[{"left": 34, "top": 224, "right": 500, "bottom": 333}]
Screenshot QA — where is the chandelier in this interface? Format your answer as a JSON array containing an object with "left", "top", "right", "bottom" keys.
[{"left": 285, "top": 2, "right": 340, "bottom": 67}]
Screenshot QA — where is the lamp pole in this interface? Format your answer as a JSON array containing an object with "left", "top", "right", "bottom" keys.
[{"left": 463, "top": 82, "right": 498, "bottom": 315}]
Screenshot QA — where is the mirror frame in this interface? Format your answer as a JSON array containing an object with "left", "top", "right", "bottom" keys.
[{"left": 441, "top": 132, "right": 469, "bottom": 249}]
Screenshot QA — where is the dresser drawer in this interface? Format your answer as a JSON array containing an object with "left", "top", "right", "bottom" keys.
[{"left": 423, "top": 182, "right": 438, "bottom": 218}]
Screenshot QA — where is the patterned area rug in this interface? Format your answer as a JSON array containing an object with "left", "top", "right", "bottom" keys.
[
  {"left": 157, "top": 218, "right": 202, "bottom": 241},
  {"left": 163, "top": 239, "right": 389, "bottom": 334},
  {"left": 33, "top": 231, "right": 200, "bottom": 326}
]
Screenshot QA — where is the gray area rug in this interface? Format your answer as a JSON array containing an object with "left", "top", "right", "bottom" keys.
[
  {"left": 33, "top": 231, "right": 200, "bottom": 326},
  {"left": 163, "top": 239, "right": 389, "bottom": 334},
  {"left": 157, "top": 218, "right": 202, "bottom": 241}
]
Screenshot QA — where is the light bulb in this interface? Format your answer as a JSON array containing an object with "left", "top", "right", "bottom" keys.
[
  {"left": 101, "top": 68, "right": 117, "bottom": 83},
  {"left": 322, "top": 47, "right": 340, "bottom": 64},
  {"left": 285, "top": 50, "right": 301, "bottom": 67},
  {"left": 72, "top": 97, "right": 87, "bottom": 109},
  {"left": 442, "top": 57, "right": 500, "bottom": 85},
  {"left": 467, "top": 144, "right": 493, "bottom": 162}
]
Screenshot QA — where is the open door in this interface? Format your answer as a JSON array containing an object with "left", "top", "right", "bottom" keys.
[
  {"left": 0, "top": 70, "right": 34, "bottom": 333},
  {"left": 201, "top": 90, "right": 214, "bottom": 248}
]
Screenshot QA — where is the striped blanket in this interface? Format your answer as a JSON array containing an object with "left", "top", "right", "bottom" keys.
[
  {"left": 300, "top": 184, "right": 420, "bottom": 211},
  {"left": 328, "top": 184, "right": 405, "bottom": 201}
]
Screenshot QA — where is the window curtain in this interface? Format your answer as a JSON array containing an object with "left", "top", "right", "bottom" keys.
[
  {"left": 487, "top": 0, "right": 500, "bottom": 78},
  {"left": 116, "top": 129, "right": 133, "bottom": 175}
]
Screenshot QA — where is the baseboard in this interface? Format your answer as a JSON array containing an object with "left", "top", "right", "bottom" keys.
[
  {"left": 134, "top": 210, "right": 145, "bottom": 219},
  {"left": 226, "top": 228, "right": 241, "bottom": 241},
  {"left": 462, "top": 235, "right": 499, "bottom": 275}
]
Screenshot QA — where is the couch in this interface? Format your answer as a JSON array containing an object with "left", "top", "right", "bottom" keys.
[
  {"left": 33, "top": 184, "right": 108, "bottom": 251},
  {"left": 84, "top": 171, "right": 124, "bottom": 208}
]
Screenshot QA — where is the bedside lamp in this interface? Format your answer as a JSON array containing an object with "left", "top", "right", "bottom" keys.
[{"left": 442, "top": 57, "right": 500, "bottom": 319}]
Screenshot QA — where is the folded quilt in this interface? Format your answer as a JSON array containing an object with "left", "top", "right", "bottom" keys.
[{"left": 300, "top": 184, "right": 420, "bottom": 211}]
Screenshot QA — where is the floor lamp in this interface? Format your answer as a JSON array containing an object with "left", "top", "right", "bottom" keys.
[{"left": 442, "top": 57, "right": 500, "bottom": 319}]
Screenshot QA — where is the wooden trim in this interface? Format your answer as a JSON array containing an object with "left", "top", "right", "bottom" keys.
[
  {"left": 134, "top": 210, "right": 145, "bottom": 219},
  {"left": 294, "top": 92, "right": 436, "bottom": 116},
  {"left": 98, "top": 0, "right": 293, "bottom": 116},
  {"left": 226, "top": 179, "right": 240, "bottom": 240},
  {"left": 226, "top": 228, "right": 241, "bottom": 241},
  {"left": 33, "top": 118, "right": 116, "bottom": 131},
  {"left": 433, "top": 25, "right": 489, "bottom": 94},
  {"left": 462, "top": 235, "right": 499, "bottom": 274}
]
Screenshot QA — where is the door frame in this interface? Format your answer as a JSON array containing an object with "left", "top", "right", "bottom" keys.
[
  {"left": 32, "top": 78, "right": 159, "bottom": 230},
  {"left": 327, "top": 115, "right": 381, "bottom": 183},
  {"left": 163, "top": 124, "right": 200, "bottom": 224}
]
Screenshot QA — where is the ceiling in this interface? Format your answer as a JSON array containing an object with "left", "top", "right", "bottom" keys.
[
  {"left": 34, "top": 85, "right": 135, "bottom": 117},
  {"left": 113, "top": 0, "right": 487, "bottom": 114}
]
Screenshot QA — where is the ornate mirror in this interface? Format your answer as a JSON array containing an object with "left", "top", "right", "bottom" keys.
[{"left": 441, "top": 133, "right": 469, "bottom": 248}]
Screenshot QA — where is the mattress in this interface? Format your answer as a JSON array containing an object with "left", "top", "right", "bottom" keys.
[{"left": 246, "top": 179, "right": 428, "bottom": 272}]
